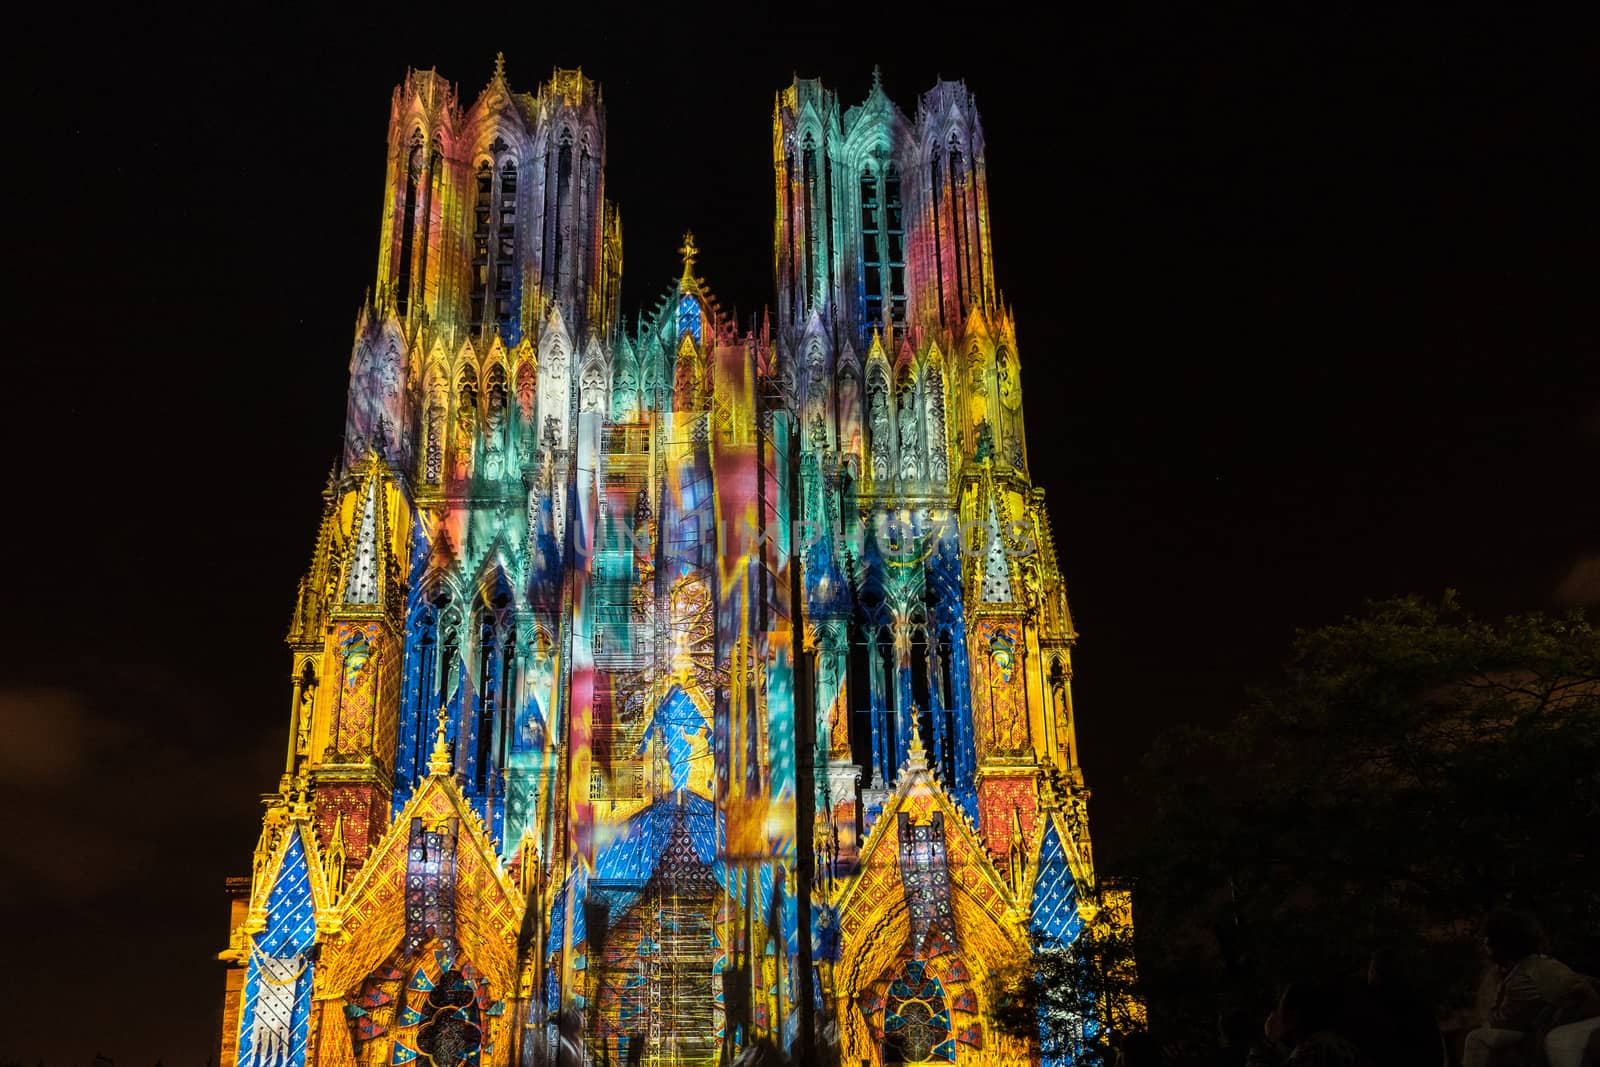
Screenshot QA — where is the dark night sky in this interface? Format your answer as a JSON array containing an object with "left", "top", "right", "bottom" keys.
[{"left": 5, "top": 5, "right": 1596, "bottom": 1064}]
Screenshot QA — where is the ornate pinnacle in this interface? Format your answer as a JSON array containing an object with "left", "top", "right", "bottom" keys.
[
  {"left": 679, "top": 231, "right": 698, "bottom": 282},
  {"left": 493, "top": 52, "right": 507, "bottom": 82},
  {"left": 327, "top": 814, "right": 348, "bottom": 898},
  {"left": 428, "top": 706, "right": 454, "bottom": 776},
  {"left": 905, "top": 706, "right": 929, "bottom": 771}
]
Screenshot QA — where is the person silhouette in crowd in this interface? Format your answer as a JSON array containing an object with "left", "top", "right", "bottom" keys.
[
  {"left": 1463, "top": 908, "right": 1597, "bottom": 1067},
  {"left": 1116, "top": 1031, "right": 1165, "bottom": 1067},
  {"left": 1264, "top": 980, "right": 1371, "bottom": 1066},
  {"left": 1365, "top": 948, "right": 1446, "bottom": 1067},
  {"left": 1217, "top": 1004, "right": 1283, "bottom": 1067}
]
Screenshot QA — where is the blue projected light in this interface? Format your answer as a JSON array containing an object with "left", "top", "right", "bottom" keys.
[{"left": 678, "top": 293, "right": 702, "bottom": 344}]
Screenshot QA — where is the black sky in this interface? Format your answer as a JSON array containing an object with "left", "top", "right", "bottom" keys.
[{"left": 5, "top": 4, "right": 1597, "bottom": 1064}]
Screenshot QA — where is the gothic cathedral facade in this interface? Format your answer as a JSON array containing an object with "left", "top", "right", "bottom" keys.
[{"left": 218, "top": 57, "right": 1119, "bottom": 1067}]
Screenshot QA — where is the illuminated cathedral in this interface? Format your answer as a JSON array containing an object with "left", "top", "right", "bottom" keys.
[{"left": 218, "top": 56, "right": 1124, "bottom": 1067}]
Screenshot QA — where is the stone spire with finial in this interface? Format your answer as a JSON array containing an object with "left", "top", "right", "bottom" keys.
[
  {"left": 904, "top": 705, "right": 929, "bottom": 773},
  {"left": 679, "top": 230, "right": 699, "bottom": 288},
  {"left": 428, "top": 705, "right": 454, "bottom": 776}
]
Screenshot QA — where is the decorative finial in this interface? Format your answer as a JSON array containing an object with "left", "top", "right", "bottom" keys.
[
  {"left": 494, "top": 52, "right": 507, "bottom": 82},
  {"left": 679, "top": 231, "right": 698, "bottom": 282},
  {"left": 428, "top": 705, "right": 453, "bottom": 776},
  {"left": 905, "top": 706, "right": 928, "bottom": 771},
  {"left": 872, "top": 65, "right": 883, "bottom": 92}
]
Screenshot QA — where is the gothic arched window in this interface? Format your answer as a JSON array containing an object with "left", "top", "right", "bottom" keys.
[
  {"left": 802, "top": 133, "right": 819, "bottom": 302},
  {"left": 884, "top": 162, "right": 907, "bottom": 330},
  {"left": 470, "top": 161, "right": 493, "bottom": 329},
  {"left": 784, "top": 147, "right": 798, "bottom": 301},
  {"left": 396, "top": 131, "right": 424, "bottom": 315},
  {"left": 929, "top": 142, "right": 946, "bottom": 325},
  {"left": 469, "top": 141, "right": 519, "bottom": 336},
  {"left": 403, "top": 597, "right": 439, "bottom": 785},
  {"left": 860, "top": 164, "right": 882, "bottom": 330},
  {"left": 947, "top": 133, "right": 967, "bottom": 312},
  {"left": 495, "top": 161, "right": 518, "bottom": 329},
  {"left": 554, "top": 130, "right": 573, "bottom": 296}
]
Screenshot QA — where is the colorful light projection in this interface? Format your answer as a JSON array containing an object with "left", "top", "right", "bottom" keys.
[{"left": 218, "top": 59, "right": 1122, "bottom": 1067}]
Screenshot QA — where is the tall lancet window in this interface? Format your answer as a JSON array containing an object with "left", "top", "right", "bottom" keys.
[
  {"left": 495, "top": 160, "right": 518, "bottom": 329},
  {"left": 802, "top": 133, "right": 819, "bottom": 303},
  {"left": 554, "top": 131, "right": 573, "bottom": 296},
  {"left": 930, "top": 142, "right": 945, "bottom": 326},
  {"left": 885, "top": 162, "right": 906, "bottom": 330},
  {"left": 470, "top": 162, "right": 492, "bottom": 329},
  {"left": 469, "top": 141, "right": 519, "bottom": 335},
  {"left": 948, "top": 133, "right": 967, "bottom": 312},
  {"left": 860, "top": 165, "right": 882, "bottom": 330},
  {"left": 784, "top": 148, "right": 799, "bottom": 304},
  {"left": 396, "top": 132, "right": 423, "bottom": 315},
  {"left": 860, "top": 160, "right": 908, "bottom": 340}
]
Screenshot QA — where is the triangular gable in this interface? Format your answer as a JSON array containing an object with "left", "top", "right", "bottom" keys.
[
  {"left": 979, "top": 492, "right": 1015, "bottom": 604},
  {"left": 961, "top": 303, "right": 993, "bottom": 353},
  {"left": 317, "top": 772, "right": 525, "bottom": 997},
  {"left": 1027, "top": 814, "right": 1083, "bottom": 947},
  {"left": 341, "top": 478, "right": 382, "bottom": 605},
  {"left": 483, "top": 332, "right": 509, "bottom": 374},
  {"left": 258, "top": 828, "right": 319, "bottom": 956},
  {"left": 831, "top": 758, "right": 1029, "bottom": 1046},
  {"left": 837, "top": 758, "right": 1010, "bottom": 931}
]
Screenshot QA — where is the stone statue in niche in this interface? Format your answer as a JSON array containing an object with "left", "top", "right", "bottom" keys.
[
  {"left": 296, "top": 682, "right": 316, "bottom": 756},
  {"left": 806, "top": 375, "right": 827, "bottom": 445},
  {"left": 1020, "top": 556, "right": 1043, "bottom": 616},
  {"left": 484, "top": 396, "right": 506, "bottom": 480},
  {"left": 516, "top": 364, "right": 537, "bottom": 424},
  {"left": 997, "top": 351, "right": 1021, "bottom": 411},
  {"left": 580, "top": 363, "right": 606, "bottom": 413},
  {"left": 968, "top": 349, "right": 988, "bottom": 427},
  {"left": 925, "top": 381, "right": 948, "bottom": 483},
  {"left": 868, "top": 376, "right": 890, "bottom": 481},
  {"left": 1066, "top": 790, "right": 1090, "bottom": 841},
  {"left": 898, "top": 389, "right": 922, "bottom": 481}
]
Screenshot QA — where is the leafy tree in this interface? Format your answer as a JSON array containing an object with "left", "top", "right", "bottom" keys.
[
  {"left": 1123, "top": 594, "right": 1600, "bottom": 1060},
  {"left": 988, "top": 916, "right": 1144, "bottom": 1064}
]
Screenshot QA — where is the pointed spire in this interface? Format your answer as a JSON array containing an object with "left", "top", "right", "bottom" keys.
[
  {"left": 979, "top": 491, "right": 1015, "bottom": 603},
  {"left": 904, "top": 705, "right": 929, "bottom": 772},
  {"left": 493, "top": 51, "right": 507, "bottom": 82},
  {"left": 428, "top": 705, "right": 454, "bottom": 776},
  {"left": 342, "top": 477, "right": 381, "bottom": 605},
  {"left": 678, "top": 230, "right": 699, "bottom": 287},
  {"left": 871, "top": 65, "right": 884, "bottom": 93}
]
